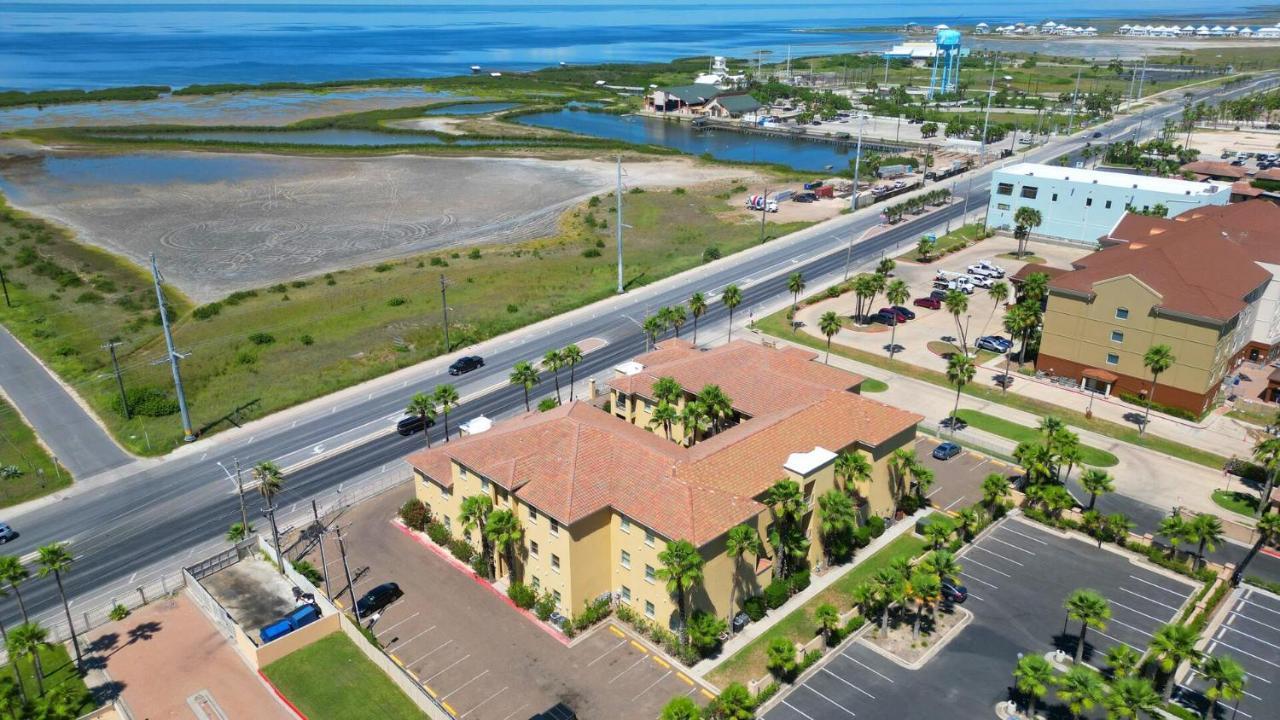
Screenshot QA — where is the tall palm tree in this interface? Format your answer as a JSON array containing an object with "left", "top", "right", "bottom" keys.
[
  {"left": 1003, "top": 303, "right": 1036, "bottom": 376},
  {"left": 988, "top": 280, "right": 1009, "bottom": 317},
  {"left": 1150, "top": 622, "right": 1202, "bottom": 701},
  {"left": 722, "top": 284, "right": 743, "bottom": 342},
  {"left": 648, "top": 401, "right": 678, "bottom": 441},
  {"left": 1012, "top": 205, "right": 1043, "bottom": 257},
  {"left": 852, "top": 274, "right": 878, "bottom": 324},
  {"left": 1185, "top": 513, "right": 1223, "bottom": 571},
  {"left": 254, "top": 461, "right": 286, "bottom": 578},
  {"left": 653, "top": 376, "right": 683, "bottom": 406},
  {"left": 460, "top": 495, "right": 495, "bottom": 579},
  {"left": 764, "top": 479, "right": 807, "bottom": 579},
  {"left": 509, "top": 360, "right": 540, "bottom": 411},
  {"left": 885, "top": 279, "right": 910, "bottom": 360},
  {"left": 815, "top": 603, "right": 840, "bottom": 646},
  {"left": 1013, "top": 653, "right": 1053, "bottom": 718},
  {"left": 542, "top": 348, "right": 564, "bottom": 404},
  {"left": 787, "top": 272, "right": 805, "bottom": 312},
  {"left": 0, "top": 556, "right": 31, "bottom": 623},
  {"left": 0, "top": 585, "right": 24, "bottom": 705},
  {"left": 1065, "top": 589, "right": 1111, "bottom": 664},
  {"left": 945, "top": 353, "right": 975, "bottom": 432},
  {"left": 689, "top": 292, "right": 707, "bottom": 345},
  {"left": 669, "top": 305, "right": 688, "bottom": 339},
  {"left": 677, "top": 400, "right": 709, "bottom": 445},
  {"left": 725, "top": 525, "right": 763, "bottom": 624},
  {"left": 36, "top": 544, "right": 81, "bottom": 667},
  {"left": 656, "top": 306, "right": 675, "bottom": 339},
  {"left": 1080, "top": 469, "right": 1114, "bottom": 511},
  {"left": 818, "top": 490, "right": 858, "bottom": 562},
  {"left": 642, "top": 314, "right": 663, "bottom": 351},
  {"left": 1106, "top": 644, "right": 1142, "bottom": 679},
  {"left": 1140, "top": 344, "right": 1176, "bottom": 435},
  {"left": 405, "top": 392, "right": 437, "bottom": 448},
  {"left": 1199, "top": 655, "right": 1246, "bottom": 720},
  {"left": 1158, "top": 513, "right": 1188, "bottom": 559},
  {"left": 865, "top": 272, "right": 886, "bottom": 319},
  {"left": 1250, "top": 436, "right": 1280, "bottom": 519},
  {"left": 876, "top": 257, "right": 896, "bottom": 277},
  {"left": 484, "top": 509, "right": 523, "bottom": 585},
  {"left": 1105, "top": 676, "right": 1161, "bottom": 719},
  {"left": 432, "top": 384, "right": 460, "bottom": 442},
  {"left": 835, "top": 450, "right": 872, "bottom": 499},
  {"left": 0, "top": 669, "right": 23, "bottom": 716},
  {"left": 888, "top": 448, "right": 918, "bottom": 499},
  {"left": 943, "top": 289, "right": 970, "bottom": 353},
  {"left": 819, "top": 311, "right": 841, "bottom": 362},
  {"left": 698, "top": 384, "right": 733, "bottom": 434},
  {"left": 562, "top": 344, "right": 583, "bottom": 401},
  {"left": 7, "top": 622, "right": 50, "bottom": 696},
  {"left": 981, "top": 473, "right": 1009, "bottom": 515},
  {"left": 1056, "top": 665, "right": 1106, "bottom": 719},
  {"left": 657, "top": 540, "right": 705, "bottom": 646},
  {"left": 955, "top": 507, "right": 983, "bottom": 540},
  {"left": 870, "top": 568, "right": 901, "bottom": 636}
]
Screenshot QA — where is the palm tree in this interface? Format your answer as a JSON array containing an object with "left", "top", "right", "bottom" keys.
[
  {"left": 1251, "top": 436, "right": 1280, "bottom": 519},
  {"left": 1252, "top": 512, "right": 1280, "bottom": 562},
  {"left": 677, "top": 400, "right": 709, "bottom": 445},
  {"left": 0, "top": 586, "right": 23, "bottom": 704},
  {"left": 405, "top": 392, "right": 437, "bottom": 448},
  {"left": 819, "top": 311, "right": 841, "bottom": 363},
  {"left": 484, "top": 509, "right": 523, "bottom": 585},
  {"left": 657, "top": 540, "right": 705, "bottom": 646},
  {"left": 865, "top": 272, "right": 886, "bottom": 318},
  {"left": 1158, "top": 513, "right": 1188, "bottom": 559},
  {"left": 509, "top": 360, "right": 540, "bottom": 411},
  {"left": 642, "top": 314, "right": 663, "bottom": 350},
  {"left": 923, "top": 550, "right": 962, "bottom": 585},
  {"left": 884, "top": 279, "right": 910, "bottom": 357},
  {"left": 982, "top": 473, "right": 1010, "bottom": 515},
  {"left": 1106, "top": 644, "right": 1142, "bottom": 679},
  {"left": 849, "top": 582, "right": 874, "bottom": 618},
  {"left": 852, "top": 274, "right": 878, "bottom": 324},
  {"left": 923, "top": 518, "right": 951, "bottom": 549},
  {"left": 562, "top": 344, "right": 583, "bottom": 401},
  {"left": 888, "top": 448, "right": 918, "bottom": 498},
  {"left": 254, "top": 461, "right": 286, "bottom": 578},
  {"left": 0, "top": 671, "right": 23, "bottom": 716},
  {"left": 870, "top": 568, "right": 901, "bottom": 636},
  {"left": 818, "top": 490, "right": 858, "bottom": 562},
  {"left": 226, "top": 522, "right": 253, "bottom": 542},
  {"left": 1012, "top": 205, "right": 1043, "bottom": 257},
  {"left": 725, "top": 525, "right": 763, "bottom": 624},
  {"left": 1150, "top": 622, "right": 1202, "bottom": 701},
  {"left": 835, "top": 450, "right": 872, "bottom": 498},
  {"left": 1013, "top": 653, "right": 1053, "bottom": 718},
  {"left": 1140, "top": 344, "right": 1175, "bottom": 435},
  {"left": 542, "top": 349, "right": 564, "bottom": 404},
  {"left": 459, "top": 495, "right": 495, "bottom": 579},
  {"left": 907, "top": 571, "right": 940, "bottom": 638},
  {"left": 1080, "top": 469, "right": 1114, "bottom": 511},
  {"left": 1186, "top": 513, "right": 1223, "bottom": 571},
  {"left": 1003, "top": 303, "right": 1036, "bottom": 378},
  {"left": 1014, "top": 441, "right": 1057, "bottom": 486},
  {"left": 764, "top": 479, "right": 807, "bottom": 579},
  {"left": 1056, "top": 665, "right": 1106, "bottom": 719},
  {"left": 689, "top": 292, "right": 707, "bottom": 345},
  {"left": 787, "top": 272, "right": 805, "bottom": 312},
  {"left": 911, "top": 464, "right": 935, "bottom": 507},
  {"left": 0, "top": 556, "right": 31, "bottom": 623},
  {"left": 815, "top": 603, "right": 840, "bottom": 645},
  {"left": 943, "top": 289, "right": 970, "bottom": 353},
  {"left": 1199, "top": 655, "right": 1246, "bottom": 720},
  {"left": 955, "top": 507, "right": 983, "bottom": 540},
  {"left": 648, "top": 401, "right": 678, "bottom": 441},
  {"left": 1105, "top": 676, "right": 1161, "bottom": 719},
  {"left": 653, "top": 376, "right": 683, "bottom": 406},
  {"left": 698, "top": 384, "right": 733, "bottom": 434},
  {"left": 988, "top": 280, "right": 1009, "bottom": 318},
  {"left": 722, "top": 284, "right": 743, "bottom": 341},
  {"left": 8, "top": 622, "right": 50, "bottom": 696},
  {"left": 946, "top": 353, "right": 975, "bottom": 432},
  {"left": 669, "top": 305, "right": 687, "bottom": 339},
  {"left": 432, "top": 384, "right": 460, "bottom": 442},
  {"left": 36, "top": 544, "right": 81, "bottom": 668},
  {"left": 1065, "top": 589, "right": 1111, "bottom": 664}
]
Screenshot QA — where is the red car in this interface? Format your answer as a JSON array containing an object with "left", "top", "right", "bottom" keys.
[
  {"left": 913, "top": 297, "right": 942, "bottom": 310},
  {"left": 878, "top": 307, "right": 911, "bottom": 322}
]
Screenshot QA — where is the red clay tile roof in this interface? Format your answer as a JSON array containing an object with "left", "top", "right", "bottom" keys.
[
  {"left": 1109, "top": 201, "right": 1280, "bottom": 264},
  {"left": 1179, "top": 161, "right": 1248, "bottom": 179},
  {"left": 1256, "top": 168, "right": 1280, "bottom": 182},
  {"left": 1231, "top": 181, "right": 1265, "bottom": 198},
  {"left": 1010, "top": 263, "right": 1068, "bottom": 283}
]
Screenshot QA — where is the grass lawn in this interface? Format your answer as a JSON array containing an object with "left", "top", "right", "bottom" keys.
[
  {"left": 1226, "top": 406, "right": 1275, "bottom": 428},
  {"left": 757, "top": 309, "right": 1228, "bottom": 471},
  {"left": 860, "top": 378, "right": 888, "bottom": 393},
  {"left": 0, "top": 642, "right": 96, "bottom": 715},
  {"left": 263, "top": 632, "right": 422, "bottom": 720},
  {"left": 911, "top": 223, "right": 986, "bottom": 261},
  {"left": 925, "top": 340, "right": 998, "bottom": 366},
  {"left": 996, "top": 252, "right": 1045, "bottom": 264},
  {"left": 0, "top": 183, "right": 808, "bottom": 455},
  {"left": 1212, "top": 489, "right": 1260, "bottom": 517},
  {"left": 954, "top": 409, "right": 1119, "bottom": 467},
  {"left": 0, "top": 395, "right": 71, "bottom": 506},
  {"left": 706, "top": 533, "right": 927, "bottom": 689}
]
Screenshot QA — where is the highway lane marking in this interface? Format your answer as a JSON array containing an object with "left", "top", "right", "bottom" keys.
[{"left": 630, "top": 670, "right": 671, "bottom": 701}]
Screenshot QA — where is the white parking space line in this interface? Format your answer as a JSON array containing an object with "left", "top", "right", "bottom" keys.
[
  {"left": 986, "top": 536, "right": 1036, "bottom": 556},
  {"left": 1229, "top": 609, "right": 1280, "bottom": 635},
  {"left": 800, "top": 685, "right": 857, "bottom": 718},
  {"left": 942, "top": 496, "right": 966, "bottom": 511},
  {"left": 971, "top": 544, "right": 1024, "bottom": 566},
  {"left": 1240, "top": 598, "right": 1280, "bottom": 617},
  {"left": 424, "top": 653, "right": 472, "bottom": 683},
  {"left": 781, "top": 699, "right": 819, "bottom": 720},
  {"left": 1209, "top": 637, "right": 1280, "bottom": 669},
  {"left": 1118, "top": 587, "right": 1181, "bottom": 614},
  {"left": 1092, "top": 628, "right": 1142, "bottom": 652},
  {"left": 840, "top": 653, "right": 895, "bottom": 683},
  {"left": 1128, "top": 574, "right": 1190, "bottom": 598},
  {"left": 1111, "top": 600, "right": 1170, "bottom": 625},
  {"left": 1220, "top": 623, "right": 1280, "bottom": 652},
  {"left": 959, "top": 570, "right": 998, "bottom": 589},
  {"left": 609, "top": 656, "right": 648, "bottom": 684},
  {"left": 630, "top": 670, "right": 672, "bottom": 702},
  {"left": 586, "top": 638, "right": 627, "bottom": 667},
  {"left": 389, "top": 625, "right": 437, "bottom": 651},
  {"left": 407, "top": 639, "right": 453, "bottom": 668},
  {"left": 498, "top": 704, "right": 530, "bottom": 720},
  {"left": 442, "top": 669, "right": 489, "bottom": 701},
  {"left": 1109, "top": 617, "right": 1155, "bottom": 638},
  {"left": 376, "top": 612, "right": 421, "bottom": 637},
  {"left": 822, "top": 668, "right": 876, "bottom": 699},
  {"left": 1000, "top": 523, "right": 1050, "bottom": 545},
  {"left": 966, "top": 591, "right": 986, "bottom": 602},
  {"left": 461, "top": 687, "right": 508, "bottom": 718},
  {"left": 961, "top": 556, "right": 1013, "bottom": 577}
]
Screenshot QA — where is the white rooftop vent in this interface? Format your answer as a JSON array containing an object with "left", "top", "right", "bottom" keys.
[
  {"left": 784, "top": 447, "right": 837, "bottom": 476},
  {"left": 460, "top": 415, "right": 493, "bottom": 435},
  {"left": 615, "top": 361, "right": 645, "bottom": 376}
]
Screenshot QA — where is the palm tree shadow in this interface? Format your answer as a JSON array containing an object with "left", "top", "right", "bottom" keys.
[
  {"left": 1050, "top": 631, "right": 1098, "bottom": 664},
  {"left": 86, "top": 633, "right": 118, "bottom": 655},
  {"left": 124, "top": 621, "right": 162, "bottom": 649}
]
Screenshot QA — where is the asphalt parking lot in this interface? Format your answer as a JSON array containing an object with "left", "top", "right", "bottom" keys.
[
  {"left": 301, "top": 487, "right": 712, "bottom": 720},
  {"left": 913, "top": 436, "right": 1016, "bottom": 512},
  {"left": 1180, "top": 586, "right": 1280, "bottom": 720},
  {"left": 763, "top": 516, "right": 1198, "bottom": 720}
]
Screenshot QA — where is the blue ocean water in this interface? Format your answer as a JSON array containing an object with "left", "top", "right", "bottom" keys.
[{"left": 0, "top": 1, "right": 1267, "bottom": 91}]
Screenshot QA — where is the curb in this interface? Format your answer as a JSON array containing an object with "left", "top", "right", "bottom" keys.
[{"left": 856, "top": 605, "right": 974, "bottom": 671}]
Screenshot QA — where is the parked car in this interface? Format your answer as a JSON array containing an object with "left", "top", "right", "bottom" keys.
[
  {"left": 0, "top": 523, "right": 15, "bottom": 544},
  {"left": 891, "top": 305, "right": 916, "bottom": 320},
  {"left": 870, "top": 311, "right": 898, "bottom": 326},
  {"left": 448, "top": 355, "right": 484, "bottom": 375},
  {"left": 932, "top": 442, "right": 962, "bottom": 460},
  {"left": 914, "top": 297, "right": 942, "bottom": 310},
  {"left": 397, "top": 414, "right": 436, "bottom": 436},
  {"left": 793, "top": 192, "right": 817, "bottom": 203},
  {"left": 966, "top": 263, "right": 1000, "bottom": 278},
  {"left": 974, "top": 260, "right": 1006, "bottom": 277},
  {"left": 941, "top": 579, "right": 969, "bottom": 603},
  {"left": 928, "top": 289, "right": 948, "bottom": 302},
  {"left": 878, "top": 307, "right": 911, "bottom": 323},
  {"left": 259, "top": 603, "right": 321, "bottom": 644},
  {"left": 975, "top": 336, "right": 1013, "bottom": 353},
  {"left": 965, "top": 274, "right": 994, "bottom": 289},
  {"left": 355, "top": 582, "right": 403, "bottom": 617}
]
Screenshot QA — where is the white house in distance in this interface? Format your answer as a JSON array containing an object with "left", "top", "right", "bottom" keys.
[{"left": 985, "top": 163, "right": 1230, "bottom": 244}]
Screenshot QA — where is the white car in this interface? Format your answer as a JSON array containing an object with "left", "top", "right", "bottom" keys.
[
  {"left": 966, "top": 264, "right": 999, "bottom": 278},
  {"left": 966, "top": 273, "right": 994, "bottom": 288},
  {"left": 975, "top": 260, "right": 1007, "bottom": 277}
]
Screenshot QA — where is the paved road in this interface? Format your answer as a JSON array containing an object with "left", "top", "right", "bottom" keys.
[{"left": 0, "top": 73, "right": 1274, "bottom": 633}]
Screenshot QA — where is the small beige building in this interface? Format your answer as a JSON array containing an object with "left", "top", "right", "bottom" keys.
[{"left": 407, "top": 341, "right": 921, "bottom": 630}]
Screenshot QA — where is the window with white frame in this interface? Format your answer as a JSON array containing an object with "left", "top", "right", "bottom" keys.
[
  {"left": 621, "top": 550, "right": 631, "bottom": 568},
  {"left": 529, "top": 540, "right": 539, "bottom": 557},
  {"left": 1110, "top": 330, "right": 1124, "bottom": 343},
  {"left": 1115, "top": 307, "right": 1129, "bottom": 320},
  {"left": 528, "top": 506, "right": 538, "bottom": 524},
  {"left": 1106, "top": 353, "right": 1120, "bottom": 365},
  {"left": 621, "top": 585, "right": 631, "bottom": 602},
  {"left": 645, "top": 564, "right": 655, "bottom": 583},
  {"left": 551, "top": 554, "right": 561, "bottom": 571},
  {"left": 645, "top": 601, "right": 655, "bottom": 618},
  {"left": 620, "top": 515, "right": 631, "bottom": 533},
  {"left": 550, "top": 518, "right": 560, "bottom": 537},
  {"left": 644, "top": 529, "right": 655, "bottom": 547}
]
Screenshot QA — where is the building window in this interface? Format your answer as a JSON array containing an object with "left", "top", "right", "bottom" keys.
[
  {"left": 996, "top": 182, "right": 1014, "bottom": 196},
  {"left": 529, "top": 540, "right": 539, "bottom": 557},
  {"left": 1115, "top": 307, "right": 1129, "bottom": 320},
  {"left": 620, "top": 515, "right": 631, "bottom": 533},
  {"left": 621, "top": 550, "right": 631, "bottom": 568},
  {"left": 621, "top": 586, "right": 631, "bottom": 603},
  {"left": 549, "top": 519, "right": 560, "bottom": 537},
  {"left": 1020, "top": 185, "right": 1038, "bottom": 199},
  {"left": 997, "top": 203, "right": 1011, "bottom": 211},
  {"left": 464, "top": 530, "right": 472, "bottom": 543},
  {"left": 480, "top": 477, "right": 490, "bottom": 492},
  {"left": 1111, "top": 330, "right": 1124, "bottom": 343},
  {"left": 644, "top": 529, "right": 656, "bottom": 547},
  {"left": 1106, "top": 353, "right": 1120, "bottom": 365},
  {"left": 645, "top": 565, "right": 656, "bottom": 583},
  {"left": 553, "top": 590, "right": 562, "bottom": 606},
  {"left": 531, "top": 576, "right": 540, "bottom": 589},
  {"left": 1051, "top": 193, "right": 1059, "bottom": 202},
  {"left": 551, "top": 554, "right": 561, "bottom": 572},
  {"left": 528, "top": 506, "right": 538, "bottom": 525},
  {"left": 1085, "top": 198, "right": 1093, "bottom": 207},
  {"left": 1104, "top": 200, "right": 1113, "bottom": 209},
  {"left": 645, "top": 601, "right": 655, "bottom": 618},
  {"left": 443, "top": 515, "right": 451, "bottom": 532}
]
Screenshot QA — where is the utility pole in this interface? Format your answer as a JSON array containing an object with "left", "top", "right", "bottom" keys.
[
  {"left": 1135, "top": 56, "right": 1148, "bottom": 101},
  {"left": 312, "top": 500, "right": 332, "bottom": 599},
  {"left": 150, "top": 253, "right": 194, "bottom": 443},
  {"left": 758, "top": 183, "right": 768, "bottom": 243},
  {"left": 265, "top": 504, "right": 284, "bottom": 576},
  {"left": 103, "top": 340, "right": 129, "bottom": 420},
  {"left": 616, "top": 155, "right": 624, "bottom": 294},
  {"left": 439, "top": 274, "right": 450, "bottom": 352},
  {"left": 1067, "top": 68, "right": 1082, "bottom": 133},
  {"left": 0, "top": 266, "right": 10, "bottom": 308},
  {"left": 234, "top": 457, "right": 248, "bottom": 538},
  {"left": 980, "top": 59, "right": 997, "bottom": 163},
  {"left": 961, "top": 172, "right": 975, "bottom": 227},
  {"left": 337, "top": 525, "right": 360, "bottom": 621},
  {"left": 849, "top": 114, "right": 866, "bottom": 211}
]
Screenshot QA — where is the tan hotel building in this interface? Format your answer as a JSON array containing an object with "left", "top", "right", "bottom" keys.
[{"left": 407, "top": 340, "right": 920, "bottom": 629}]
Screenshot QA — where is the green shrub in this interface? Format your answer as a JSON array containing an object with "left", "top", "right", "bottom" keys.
[
  {"left": 75, "top": 291, "right": 103, "bottom": 304},
  {"left": 790, "top": 569, "right": 811, "bottom": 594},
  {"left": 538, "top": 397, "right": 559, "bottom": 412},
  {"left": 506, "top": 304, "right": 519, "bottom": 314},
  {"left": 269, "top": 283, "right": 287, "bottom": 293},
  {"left": 236, "top": 350, "right": 256, "bottom": 365},
  {"left": 290, "top": 280, "right": 308, "bottom": 289},
  {"left": 763, "top": 580, "right": 791, "bottom": 610},
  {"left": 425, "top": 522, "right": 450, "bottom": 545},
  {"left": 470, "top": 554, "right": 490, "bottom": 576},
  {"left": 866, "top": 515, "right": 886, "bottom": 538},
  {"left": 574, "top": 597, "right": 612, "bottom": 631},
  {"left": 742, "top": 595, "right": 767, "bottom": 621},
  {"left": 508, "top": 582, "right": 537, "bottom": 609},
  {"left": 765, "top": 636, "right": 798, "bottom": 681},
  {"left": 534, "top": 592, "right": 557, "bottom": 621},
  {"left": 799, "top": 649, "right": 823, "bottom": 671},
  {"left": 398, "top": 499, "right": 430, "bottom": 531},
  {"left": 448, "top": 538, "right": 475, "bottom": 563},
  {"left": 111, "top": 387, "right": 179, "bottom": 418},
  {"left": 588, "top": 196, "right": 601, "bottom": 207},
  {"left": 248, "top": 332, "right": 275, "bottom": 345},
  {"left": 1118, "top": 392, "right": 1200, "bottom": 421},
  {"left": 702, "top": 246, "right": 722, "bottom": 263},
  {"left": 468, "top": 248, "right": 482, "bottom": 260},
  {"left": 853, "top": 526, "right": 872, "bottom": 548},
  {"left": 192, "top": 301, "right": 223, "bottom": 320},
  {"left": 673, "top": 187, "right": 686, "bottom": 195},
  {"left": 581, "top": 247, "right": 602, "bottom": 258},
  {"left": 374, "top": 263, "right": 395, "bottom": 272},
  {"left": 1245, "top": 575, "right": 1280, "bottom": 594},
  {"left": 300, "top": 334, "right": 314, "bottom": 346},
  {"left": 292, "top": 560, "right": 324, "bottom": 586},
  {"left": 387, "top": 296, "right": 407, "bottom": 307},
  {"left": 429, "top": 256, "right": 448, "bottom": 267},
  {"left": 108, "top": 604, "right": 130, "bottom": 622},
  {"left": 224, "top": 290, "right": 258, "bottom": 305},
  {"left": 688, "top": 610, "right": 727, "bottom": 656}
]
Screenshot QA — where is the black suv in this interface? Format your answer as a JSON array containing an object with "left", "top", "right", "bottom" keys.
[
  {"left": 356, "top": 582, "right": 403, "bottom": 617},
  {"left": 448, "top": 355, "right": 484, "bottom": 375},
  {"left": 397, "top": 414, "right": 435, "bottom": 436}
]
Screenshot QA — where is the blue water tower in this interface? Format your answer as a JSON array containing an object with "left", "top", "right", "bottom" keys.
[{"left": 928, "top": 29, "right": 963, "bottom": 99}]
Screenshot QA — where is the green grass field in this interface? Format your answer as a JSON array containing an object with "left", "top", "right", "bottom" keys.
[
  {"left": 0, "top": 396, "right": 70, "bottom": 506},
  {"left": 1211, "top": 489, "right": 1259, "bottom": 517},
  {"left": 263, "top": 632, "right": 423, "bottom": 720},
  {"left": 0, "top": 642, "right": 96, "bottom": 715},
  {"left": 954, "top": 409, "right": 1119, "bottom": 467},
  {"left": 914, "top": 224, "right": 987, "bottom": 260},
  {"left": 859, "top": 378, "right": 888, "bottom": 393}
]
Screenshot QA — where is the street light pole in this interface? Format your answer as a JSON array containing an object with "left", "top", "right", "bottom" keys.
[
  {"left": 849, "top": 114, "right": 866, "bottom": 211},
  {"left": 616, "top": 154, "right": 625, "bottom": 294},
  {"left": 337, "top": 525, "right": 361, "bottom": 622},
  {"left": 439, "top": 274, "right": 450, "bottom": 352},
  {"left": 312, "top": 500, "right": 332, "bottom": 599},
  {"left": 980, "top": 59, "right": 997, "bottom": 163},
  {"left": 103, "top": 340, "right": 129, "bottom": 420}
]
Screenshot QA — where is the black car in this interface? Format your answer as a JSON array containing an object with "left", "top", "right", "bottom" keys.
[
  {"left": 356, "top": 582, "right": 403, "bottom": 617},
  {"left": 929, "top": 289, "right": 947, "bottom": 302},
  {"left": 397, "top": 414, "right": 436, "bottom": 436},
  {"left": 1091, "top": 131, "right": 1103, "bottom": 138},
  {"left": 793, "top": 192, "right": 817, "bottom": 203},
  {"left": 891, "top": 305, "right": 917, "bottom": 320},
  {"left": 941, "top": 579, "right": 968, "bottom": 603},
  {"left": 448, "top": 355, "right": 484, "bottom": 375},
  {"left": 870, "top": 311, "right": 897, "bottom": 326}
]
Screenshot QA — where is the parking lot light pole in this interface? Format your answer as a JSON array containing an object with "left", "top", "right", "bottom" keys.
[{"left": 337, "top": 525, "right": 361, "bottom": 621}]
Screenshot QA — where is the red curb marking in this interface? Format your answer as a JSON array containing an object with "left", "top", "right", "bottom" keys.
[
  {"left": 1261, "top": 546, "right": 1280, "bottom": 559},
  {"left": 259, "top": 670, "right": 308, "bottom": 719},
  {"left": 391, "top": 521, "right": 570, "bottom": 646}
]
